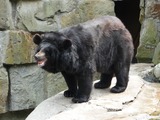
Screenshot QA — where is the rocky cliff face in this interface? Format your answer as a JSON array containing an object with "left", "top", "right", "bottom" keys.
[
  {"left": 0, "top": 0, "right": 159, "bottom": 120},
  {"left": 136, "top": 0, "right": 160, "bottom": 63}
]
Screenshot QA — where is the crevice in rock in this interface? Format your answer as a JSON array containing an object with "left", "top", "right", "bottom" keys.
[
  {"left": 17, "top": 13, "right": 29, "bottom": 31},
  {"left": 106, "top": 108, "right": 122, "bottom": 112},
  {"left": 10, "top": 0, "right": 29, "bottom": 31},
  {"left": 10, "top": 0, "right": 17, "bottom": 29},
  {"left": 3, "top": 64, "right": 11, "bottom": 111},
  {"left": 93, "top": 102, "right": 123, "bottom": 112},
  {"left": 34, "top": 5, "right": 77, "bottom": 22},
  {"left": 122, "top": 100, "right": 134, "bottom": 105},
  {"left": 123, "top": 82, "right": 145, "bottom": 106},
  {"left": 10, "top": 0, "right": 16, "bottom": 19},
  {"left": 0, "top": 28, "right": 7, "bottom": 31},
  {"left": 0, "top": 109, "right": 34, "bottom": 119},
  {"left": 34, "top": 14, "right": 54, "bottom": 22}
]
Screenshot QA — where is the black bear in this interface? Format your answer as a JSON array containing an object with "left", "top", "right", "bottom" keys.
[{"left": 33, "top": 16, "right": 134, "bottom": 103}]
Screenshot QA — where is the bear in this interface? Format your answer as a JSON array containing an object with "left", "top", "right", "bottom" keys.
[{"left": 33, "top": 16, "right": 134, "bottom": 103}]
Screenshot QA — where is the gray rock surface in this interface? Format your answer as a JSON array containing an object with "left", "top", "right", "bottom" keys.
[
  {"left": 0, "top": 67, "right": 8, "bottom": 113},
  {"left": 9, "top": 64, "right": 66, "bottom": 111},
  {"left": 0, "top": 0, "right": 13, "bottom": 30},
  {"left": 9, "top": 65, "right": 46, "bottom": 111},
  {"left": 136, "top": 0, "right": 160, "bottom": 63},
  {"left": 136, "top": 19, "right": 159, "bottom": 62},
  {"left": 0, "top": 30, "right": 35, "bottom": 65},
  {"left": 16, "top": 0, "right": 114, "bottom": 31},
  {"left": 153, "top": 43, "right": 160, "bottom": 64},
  {"left": 26, "top": 64, "right": 160, "bottom": 120},
  {"left": 153, "top": 63, "right": 160, "bottom": 81}
]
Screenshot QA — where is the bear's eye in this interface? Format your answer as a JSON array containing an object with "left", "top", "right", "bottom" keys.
[{"left": 44, "top": 48, "right": 52, "bottom": 56}]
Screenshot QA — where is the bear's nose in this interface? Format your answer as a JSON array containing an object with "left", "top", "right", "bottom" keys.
[{"left": 35, "top": 51, "right": 45, "bottom": 60}]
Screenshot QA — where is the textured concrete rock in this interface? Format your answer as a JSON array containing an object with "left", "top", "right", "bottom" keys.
[
  {"left": 9, "top": 64, "right": 66, "bottom": 111},
  {"left": 145, "top": 0, "right": 160, "bottom": 19},
  {"left": 136, "top": 19, "right": 159, "bottom": 62},
  {"left": 16, "top": 0, "right": 78, "bottom": 31},
  {"left": 44, "top": 72, "right": 66, "bottom": 98},
  {"left": 16, "top": 0, "right": 58, "bottom": 32},
  {"left": 26, "top": 64, "right": 160, "bottom": 120},
  {"left": 139, "top": 0, "right": 145, "bottom": 23},
  {"left": 153, "top": 63, "right": 160, "bottom": 80},
  {"left": 35, "top": 0, "right": 77, "bottom": 21},
  {"left": 0, "top": 67, "right": 9, "bottom": 113},
  {"left": 0, "top": 31, "right": 35, "bottom": 65},
  {"left": 26, "top": 76, "right": 143, "bottom": 120},
  {"left": 0, "top": 31, "right": 8, "bottom": 65},
  {"left": 0, "top": 0, "right": 13, "bottom": 30},
  {"left": 9, "top": 64, "right": 46, "bottom": 111},
  {"left": 16, "top": 0, "right": 114, "bottom": 31},
  {"left": 60, "top": 0, "right": 115, "bottom": 28},
  {"left": 137, "top": 0, "right": 160, "bottom": 63},
  {"left": 153, "top": 42, "right": 160, "bottom": 64}
]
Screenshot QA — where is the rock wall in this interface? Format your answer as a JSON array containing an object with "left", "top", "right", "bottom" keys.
[
  {"left": 0, "top": 0, "right": 114, "bottom": 119},
  {"left": 136, "top": 0, "right": 160, "bottom": 63},
  {"left": 0, "top": 0, "right": 160, "bottom": 119}
]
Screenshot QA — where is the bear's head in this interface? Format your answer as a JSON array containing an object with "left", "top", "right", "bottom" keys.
[{"left": 33, "top": 32, "right": 72, "bottom": 73}]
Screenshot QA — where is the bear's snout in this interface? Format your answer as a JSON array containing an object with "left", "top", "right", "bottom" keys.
[
  {"left": 35, "top": 51, "right": 47, "bottom": 67},
  {"left": 35, "top": 51, "right": 45, "bottom": 60}
]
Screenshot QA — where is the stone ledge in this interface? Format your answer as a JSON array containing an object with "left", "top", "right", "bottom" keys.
[{"left": 26, "top": 64, "right": 160, "bottom": 120}]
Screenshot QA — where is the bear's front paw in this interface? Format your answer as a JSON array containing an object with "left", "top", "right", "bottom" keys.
[
  {"left": 110, "top": 86, "right": 126, "bottom": 93},
  {"left": 64, "top": 90, "right": 76, "bottom": 97},
  {"left": 72, "top": 96, "right": 89, "bottom": 103}
]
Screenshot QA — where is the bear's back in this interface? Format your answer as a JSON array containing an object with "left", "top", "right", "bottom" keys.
[{"left": 60, "top": 16, "right": 133, "bottom": 73}]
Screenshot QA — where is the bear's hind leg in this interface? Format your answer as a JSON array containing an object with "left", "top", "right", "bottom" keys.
[
  {"left": 110, "top": 65, "right": 129, "bottom": 93},
  {"left": 94, "top": 73, "right": 113, "bottom": 89},
  {"left": 61, "top": 72, "right": 77, "bottom": 97}
]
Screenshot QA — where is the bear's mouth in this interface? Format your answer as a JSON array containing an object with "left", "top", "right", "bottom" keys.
[
  {"left": 35, "top": 51, "right": 47, "bottom": 67},
  {"left": 37, "top": 58, "right": 47, "bottom": 67}
]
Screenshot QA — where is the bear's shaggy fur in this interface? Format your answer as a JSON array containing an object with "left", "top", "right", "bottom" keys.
[{"left": 33, "top": 16, "right": 134, "bottom": 103}]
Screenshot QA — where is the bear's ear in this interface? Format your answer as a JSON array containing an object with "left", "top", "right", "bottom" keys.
[
  {"left": 62, "top": 39, "right": 72, "bottom": 50},
  {"left": 33, "top": 34, "right": 42, "bottom": 45}
]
